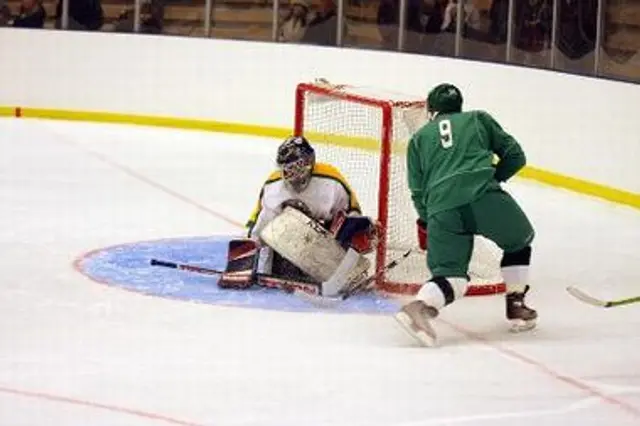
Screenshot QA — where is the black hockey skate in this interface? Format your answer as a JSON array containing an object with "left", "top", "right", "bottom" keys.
[{"left": 506, "top": 285, "right": 537, "bottom": 332}]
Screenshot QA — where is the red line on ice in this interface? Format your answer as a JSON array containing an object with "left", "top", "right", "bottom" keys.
[{"left": 0, "top": 386, "right": 206, "bottom": 426}]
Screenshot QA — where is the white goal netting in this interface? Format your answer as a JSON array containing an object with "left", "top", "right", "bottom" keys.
[{"left": 295, "top": 81, "right": 504, "bottom": 295}]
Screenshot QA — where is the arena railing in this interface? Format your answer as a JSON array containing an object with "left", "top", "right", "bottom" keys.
[{"left": 18, "top": 0, "right": 640, "bottom": 84}]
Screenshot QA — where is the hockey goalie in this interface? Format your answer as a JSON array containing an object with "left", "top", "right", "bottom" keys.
[{"left": 219, "top": 135, "right": 378, "bottom": 298}]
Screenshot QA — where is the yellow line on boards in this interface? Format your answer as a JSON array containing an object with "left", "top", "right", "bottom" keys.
[
  {"left": 10, "top": 107, "right": 291, "bottom": 139},
  {"left": 0, "top": 106, "right": 15, "bottom": 116},
  {"left": 519, "top": 167, "right": 640, "bottom": 210},
  {"left": 2, "top": 106, "right": 639, "bottom": 210}
]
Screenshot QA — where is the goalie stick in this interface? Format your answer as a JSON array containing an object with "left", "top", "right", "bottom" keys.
[
  {"left": 566, "top": 286, "right": 640, "bottom": 308},
  {"left": 341, "top": 249, "right": 413, "bottom": 300},
  {"left": 294, "top": 249, "right": 414, "bottom": 308},
  {"left": 151, "top": 249, "right": 413, "bottom": 308},
  {"left": 150, "top": 259, "right": 224, "bottom": 276},
  {"left": 149, "top": 258, "right": 322, "bottom": 296}
]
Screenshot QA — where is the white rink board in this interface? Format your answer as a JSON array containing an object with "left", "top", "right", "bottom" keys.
[{"left": 1, "top": 28, "right": 639, "bottom": 194}]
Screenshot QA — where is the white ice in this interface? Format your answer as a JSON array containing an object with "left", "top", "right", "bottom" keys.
[{"left": 0, "top": 118, "right": 639, "bottom": 426}]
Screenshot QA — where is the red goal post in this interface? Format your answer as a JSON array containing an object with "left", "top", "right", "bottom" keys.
[{"left": 294, "top": 80, "right": 506, "bottom": 297}]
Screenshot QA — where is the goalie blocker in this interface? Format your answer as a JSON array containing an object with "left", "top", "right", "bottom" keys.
[{"left": 219, "top": 206, "right": 378, "bottom": 297}]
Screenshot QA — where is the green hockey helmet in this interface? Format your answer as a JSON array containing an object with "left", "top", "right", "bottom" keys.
[{"left": 426, "top": 83, "right": 463, "bottom": 119}]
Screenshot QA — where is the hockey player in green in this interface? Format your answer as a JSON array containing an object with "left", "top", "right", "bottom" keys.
[{"left": 395, "top": 83, "right": 537, "bottom": 347}]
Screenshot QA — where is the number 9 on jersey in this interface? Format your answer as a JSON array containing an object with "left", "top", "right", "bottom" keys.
[{"left": 439, "top": 119, "right": 453, "bottom": 148}]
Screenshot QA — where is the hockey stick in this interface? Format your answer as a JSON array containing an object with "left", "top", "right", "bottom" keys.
[
  {"left": 295, "top": 249, "right": 415, "bottom": 308},
  {"left": 566, "top": 286, "right": 640, "bottom": 308},
  {"left": 150, "top": 248, "right": 414, "bottom": 308},
  {"left": 149, "top": 258, "right": 322, "bottom": 296},
  {"left": 340, "top": 248, "right": 414, "bottom": 300},
  {"left": 150, "top": 259, "right": 224, "bottom": 276}
]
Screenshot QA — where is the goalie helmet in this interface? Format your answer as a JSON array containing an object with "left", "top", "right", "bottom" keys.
[
  {"left": 426, "top": 83, "right": 463, "bottom": 120},
  {"left": 276, "top": 136, "right": 316, "bottom": 192}
]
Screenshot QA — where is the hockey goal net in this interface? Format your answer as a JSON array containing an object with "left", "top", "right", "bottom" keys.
[{"left": 294, "top": 80, "right": 505, "bottom": 296}]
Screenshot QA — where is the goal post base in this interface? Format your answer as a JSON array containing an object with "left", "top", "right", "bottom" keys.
[{"left": 377, "top": 281, "right": 507, "bottom": 297}]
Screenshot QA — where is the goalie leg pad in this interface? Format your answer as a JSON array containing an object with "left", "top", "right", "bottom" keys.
[
  {"left": 271, "top": 251, "right": 317, "bottom": 284},
  {"left": 321, "top": 248, "right": 371, "bottom": 297},
  {"left": 218, "top": 239, "right": 258, "bottom": 289},
  {"left": 260, "top": 206, "right": 351, "bottom": 283}
]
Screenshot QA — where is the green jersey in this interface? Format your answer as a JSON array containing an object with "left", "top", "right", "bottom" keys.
[{"left": 407, "top": 110, "right": 526, "bottom": 220}]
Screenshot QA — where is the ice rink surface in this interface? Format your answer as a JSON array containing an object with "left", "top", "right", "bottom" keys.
[{"left": 1, "top": 117, "right": 639, "bottom": 426}]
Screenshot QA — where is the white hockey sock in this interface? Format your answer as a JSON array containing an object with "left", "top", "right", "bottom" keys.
[
  {"left": 415, "top": 277, "right": 468, "bottom": 310},
  {"left": 502, "top": 266, "right": 529, "bottom": 294}
]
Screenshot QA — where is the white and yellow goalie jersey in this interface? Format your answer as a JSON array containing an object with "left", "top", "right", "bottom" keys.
[{"left": 246, "top": 162, "right": 362, "bottom": 239}]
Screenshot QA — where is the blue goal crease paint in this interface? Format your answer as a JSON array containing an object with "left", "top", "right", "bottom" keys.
[{"left": 75, "top": 235, "right": 399, "bottom": 315}]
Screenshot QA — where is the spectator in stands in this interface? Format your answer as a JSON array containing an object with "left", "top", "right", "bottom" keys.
[
  {"left": 279, "top": 0, "right": 344, "bottom": 46},
  {"left": 422, "top": 0, "right": 447, "bottom": 34},
  {"left": 0, "top": 0, "right": 12, "bottom": 26},
  {"left": 489, "top": 0, "right": 508, "bottom": 43},
  {"left": 440, "top": 0, "right": 481, "bottom": 35},
  {"left": 377, "top": 0, "right": 401, "bottom": 49},
  {"left": 300, "top": 0, "right": 344, "bottom": 46},
  {"left": 113, "top": 0, "right": 164, "bottom": 34},
  {"left": 278, "top": 0, "right": 311, "bottom": 42},
  {"left": 514, "top": 0, "right": 552, "bottom": 54},
  {"left": 557, "top": 0, "right": 597, "bottom": 60},
  {"left": 423, "top": 0, "right": 459, "bottom": 55},
  {"left": 377, "top": 0, "right": 434, "bottom": 52},
  {"left": 11, "top": 0, "right": 46, "bottom": 28},
  {"left": 54, "top": 0, "right": 103, "bottom": 31}
]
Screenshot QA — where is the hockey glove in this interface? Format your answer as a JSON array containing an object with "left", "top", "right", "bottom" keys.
[
  {"left": 416, "top": 219, "right": 428, "bottom": 250},
  {"left": 330, "top": 210, "right": 378, "bottom": 254}
]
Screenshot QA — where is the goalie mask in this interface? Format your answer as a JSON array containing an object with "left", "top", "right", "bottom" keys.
[
  {"left": 426, "top": 83, "right": 463, "bottom": 121},
  {"left": 277, "top": 136, "right": 316, "bottom": 193}
]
